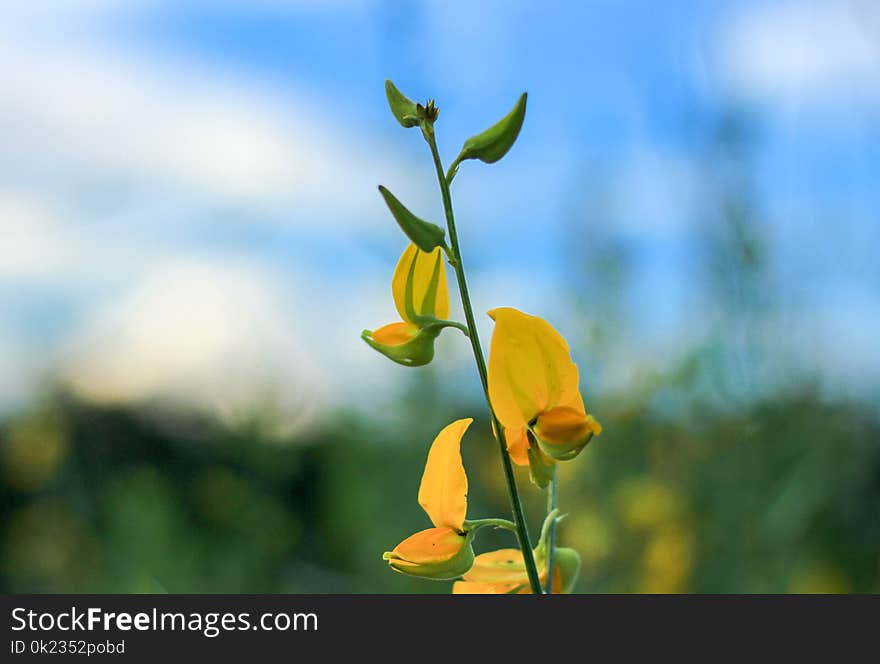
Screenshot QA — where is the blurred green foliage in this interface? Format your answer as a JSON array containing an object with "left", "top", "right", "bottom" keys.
[{"left": 1, "top": 370, "right": 877, "bottom": 593}]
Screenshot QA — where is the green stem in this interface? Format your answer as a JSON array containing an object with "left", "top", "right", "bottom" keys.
[
  {"left": 423, "top": 125, "right": 544, "bottom": 595},
  {"left": 544, "top": 465, "right": 558, "bottom": 593},
  {"left": 463, "top": 518, "right": 518, "bottom": 533}
]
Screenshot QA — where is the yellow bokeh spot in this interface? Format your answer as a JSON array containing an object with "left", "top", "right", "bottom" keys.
[
  {"left": 618, "top": 478, "right": 685, "bottom": 531},
  {"left": 639, "top": 525, "right": 693, "bottom": 593},
  {"left": 567, "top": 509, "right": 613, "bottom": 567},
  {"left": 789, "top": 563, "right": 851, "bottom": 594},
  {"left": 0, "top": 414, "right": 68, "bottom": 492}
]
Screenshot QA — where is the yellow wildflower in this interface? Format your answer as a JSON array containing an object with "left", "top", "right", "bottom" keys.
[
  {"left": 363, "top": 243, "right": 451, "bottom": 367},
  {"left": 383, "top": 419, "right": 475, "bottom": 579},
  {"left": 487, "top": 307, "right": 601, "bottom": 468}
]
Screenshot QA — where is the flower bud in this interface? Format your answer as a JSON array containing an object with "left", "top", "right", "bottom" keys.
[
  {"left": 383, "top": 527, "right": 475, "bottom": 580},
  {"left": 553, "top": 547, "right": 581, "bottom": 594},
  {"left": 457, "top": 92, "right": 527, "bottom": 164},
  {"left": 361, "top": 323, "right": 440, "bottom": 367},
  {"left": 378, "top": 186, "right": 446, "bottom": 253},
  {"left": 385, "top": 79, "right": 420, "bottom": 128}
]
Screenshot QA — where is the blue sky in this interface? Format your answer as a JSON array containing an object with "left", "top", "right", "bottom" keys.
[{"left": 1, "top": 1, "right": 877, "bottom": 428}]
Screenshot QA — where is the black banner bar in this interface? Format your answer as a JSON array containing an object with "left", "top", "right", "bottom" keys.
[{"left": 2, "top": 595, "right": 877, "bottom": 660}]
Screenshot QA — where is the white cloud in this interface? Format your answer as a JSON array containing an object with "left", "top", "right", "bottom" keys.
[
  {"left": 721, "top": 1, "right": 880, "bottom": 107},
  {"left": 0, "top": 192, "right": 171, "bottom": 288},
  {"left": 59, "top": 261, "right": 328, "bottom": 435},
  {"left": 0, "top": 1, "right": 422, "bottom": 421},
  {"left": 0, "top": 43, "right": 406, "bottom": 225}
]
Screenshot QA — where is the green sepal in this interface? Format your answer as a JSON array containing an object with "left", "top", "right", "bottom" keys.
[
  {"left": 534, "top": 508, "right": 561, "bottom": 560},
  {"left": 385, "top": 79, "right": 420, "bottom": 128},
  {"left": 525, "top": 431, "right": 556, "bottom": 488},
  {"left": 457, "top": 92, "right": 527, "bottom": 164},
  {"left": 378, "top": 186, "right": 446, "bottom": 253}
]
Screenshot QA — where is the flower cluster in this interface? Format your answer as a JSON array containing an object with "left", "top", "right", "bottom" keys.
[{"left": 364, "top": 80, "right": 602, "bottom": 594}]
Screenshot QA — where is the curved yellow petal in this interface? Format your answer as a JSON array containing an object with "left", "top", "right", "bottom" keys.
[
  {"left": 391, "top": 244, "right": 449, "bottom": 324},
  {"left": 389, "top": 527, "right": 466, "bottom": 564},
  {"left": 383, "top": 527, "right": 474, "bottom": 580},
  {"left": 418, "top": 418, "right": 472, "bottom": 530},
  {"left": 369, "top": 321, "right": 418, "bottom": 346},
  {"left": 558, "top": 363, "right": 586, "bottom": 413},
  {"left": 462, "top": 548, "right": 529, "bottom": 583},
  {"left": 487, "top": 307, "right": 579, "bottom": 431},
  {"left": 534, "top": 406, "right": 597, "bottom": 445},
  {"left": 456, "top": 546, "right": 572, "bottom": 593},
  {"left": 533, "top": 406, "right": 601, "bottom": 461}
]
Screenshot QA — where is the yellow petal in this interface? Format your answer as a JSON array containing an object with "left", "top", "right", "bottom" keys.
[
  {"left": 487, "top": 307, "right": 579, "bottom": 431},
  {"left": 392, "top": 244, "right": 449, "bottom": 324},
  {"left": 504, "top": 426, "right": 530, "bottom": 466},
  {"left": 369, "top": 321, "right": 418, "bottom": 346},
  {"left": 457, "top": 547, "right": 568, "bottom": 593},
  {"left": 452, "top": 580, "right": 522, "bottom": 594},
  {"left": 462, "top": 548, "right": 530, "bottom": 583},
  {"left": 532, "top": 406, "right": 601, "bottom": 461},
  {"left": 418, "top": 418, "right": 471, "bottom": 530},
  {"left": 534, "top": 405, "right": 596, "bottom": 444},
  {"left": 389, "top": 527, "right": 467, "bottom": 564}
]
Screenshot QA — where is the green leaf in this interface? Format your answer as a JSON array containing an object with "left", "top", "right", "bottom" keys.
[
  {"left": 457, "top": 92, "right": 527, "bottom": 164},
  {"left": 385, "top": 79, "right": 420, "bottom": 128},
  {"left": 378, "top": 185, "right": 446, "bottom": 252}
]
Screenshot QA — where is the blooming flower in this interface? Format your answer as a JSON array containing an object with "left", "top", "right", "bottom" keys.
[
  {"left": 362, "top": 243, "right": 451, "bottom": 367},
  {"left": 452, "top": 545, "right": 580, "bottom": 594},
  {"left": 487, "top": 307, "right": 601, "bottom": 472},
  {"left": 383, "top": 418, "right": 476, "bottom": 580}
]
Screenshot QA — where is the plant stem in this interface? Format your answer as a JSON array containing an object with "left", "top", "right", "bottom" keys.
[
  {"left": 423, "top": 128, "right": 544, "bottom": 594},
  {"left": 463, "top": 518, "right": 518, "bottom": 533},
  {"left": 544, "top": 465, "right": 558, "bottom": 593}
]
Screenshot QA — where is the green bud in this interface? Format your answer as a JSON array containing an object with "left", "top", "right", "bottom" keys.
[
  {"left": 378, "top": 186, "right": 446, "bottom": 253},
  {"left": 385, "top": 79, "right": 421, "bottom": 128},
  {"left": 457, "top": 92, "right": 527, "bottom": 164},
  {"left": 416, "top": 99, "right": 439, "bottom": 123},
  {"left": 553, "top": 548, "right": 581, "bottom": 594}
]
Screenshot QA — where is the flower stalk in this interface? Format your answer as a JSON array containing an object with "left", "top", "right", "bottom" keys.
[
  {"left": 373, "top": 81, "right": 600, "bottom": 595},
  {"left": 545, "top": 465, "right": 559, "bottom": 593},
  {"left": 423, "top": 129, "right": 544, "bottom": 594}
]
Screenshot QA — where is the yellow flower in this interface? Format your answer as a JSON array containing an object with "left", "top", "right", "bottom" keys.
[
  {"left": 383, "top": 419, "right": 476, "bottom": 580},
  {"left": 452, "top": 546, "right": 580, "bottom": 594},
  {"left": 487, "top": 307, "right": 601, "bottom": 468},
  {"left": 362, "top": 243, "right": 451, "bottom": 367}
]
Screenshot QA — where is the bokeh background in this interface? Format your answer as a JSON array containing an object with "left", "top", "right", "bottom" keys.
[{"left": 2, "top": 0, "right": 879, "bottom": 593}]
